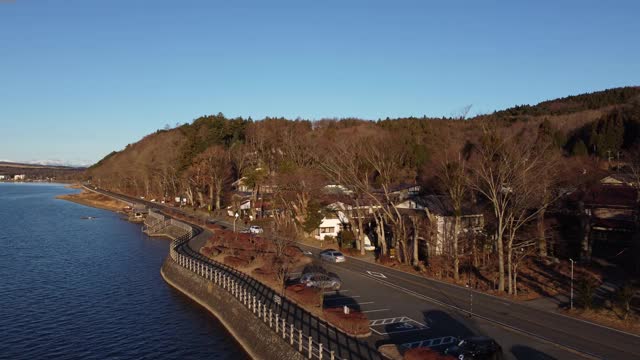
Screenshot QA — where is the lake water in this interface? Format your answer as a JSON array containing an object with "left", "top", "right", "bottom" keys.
[{"left": 0, "top": 183, "right": 246, "bottom": 359}]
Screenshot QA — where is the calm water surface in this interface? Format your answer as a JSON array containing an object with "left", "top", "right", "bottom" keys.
[{"left": 0, "top": 183, "right": 246, "bottom": 359}]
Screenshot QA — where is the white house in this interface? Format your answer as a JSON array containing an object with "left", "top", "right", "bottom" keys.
[
  {"left": 0, "top": 175, "right": 5, "bottom": 180},
  {"left": 13, "top": 174, "right": 26, "bottom": 181},
  {"left": 315, "top": 217, "right": 344, "bottom": 241}
]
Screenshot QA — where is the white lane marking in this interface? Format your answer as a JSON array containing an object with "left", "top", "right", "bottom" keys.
[
  {"left": 369, "top": 316, "right": 428, "bottom": 335},
  {"left": 366, "top": 270, "right": 387, "bottom": 279},
  {"left": 369, "top": 316, "right": 412, "bottom": 326},
  {"left": 401, "top": 336, "right": 458, "bottom": 350},
  {"left": 357, "top": 301, "right": 374, "bottom": 305},
  {"left": 362, "top": 309, "right": 389, "bottom": 313}
]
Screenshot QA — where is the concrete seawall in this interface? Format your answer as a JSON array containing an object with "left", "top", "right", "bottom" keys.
[{"left": 160, "top": 256, "right": 305, "bottom": 360}]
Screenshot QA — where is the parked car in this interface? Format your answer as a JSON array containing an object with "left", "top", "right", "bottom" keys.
[
  {"left": 319, "top": 249, "right": 346, "bottom": 263},
  {"left": 249, "top": 225, "right": 264, "bottom": 234},
  {"left": 444, "top": 336, "right": 503, "bottom": 360},
  {"left": 299, "top": 272, "right": 342, "bottom": 290}
]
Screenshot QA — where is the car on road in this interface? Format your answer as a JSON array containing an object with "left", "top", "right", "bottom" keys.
[
  {"left": 444, "top": 336, "right": 503, "bottom": 360},
  {"left": 249, "top": 225, "right": 264, "bottom": 234},
  {"left": 319, "top": 249, "right": 346, "bottom": 263},
  {"left": 299, "top": 271, "right": 342, "bottom": 290}
]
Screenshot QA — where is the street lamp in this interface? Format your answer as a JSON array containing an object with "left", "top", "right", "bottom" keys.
[{"left": 569, "top": 258, "right": 574, "bottom": 310}]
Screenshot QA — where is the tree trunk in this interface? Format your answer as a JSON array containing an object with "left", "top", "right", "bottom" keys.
[
  {"left": 215, "top": 186, "right": 222, "bottom": 210},
  {"left": 497, "top": 231, "right": 505, "bottom": 292},
  {"left": 513, "top": 266, "right": 518, "bottom": 297},
  {"left": 209, "top": 183, "right": 215, "bottom": 210},
  {"left": 537, "top": 208, "right": 547, "bottom": 257},
  {"left": 375, "top": 212, "right": 387, "bottom": 256},
  {"left": 453, "top": 215, "right": 460, "bottom": 281},
  {"left": 412, "top": 216, "right": 420, "bottom": 267},
  {"left": 356, "top": 208, "right": 365, "bottom": 256},
  {"left": 507, "top": 240, "right": 513, "bottom": 295},
  {"left": 472, "top": 233, "right": 478, "bottom": 268},
  {"left": 579, "top": 201, "right": 591, "bottom": 261}
]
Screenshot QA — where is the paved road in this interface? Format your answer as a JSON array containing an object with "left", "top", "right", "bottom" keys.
[
  {"left": 189, "top": 215, "right": 640, "bottom": 360},
  {"left": 85, "top": 186, "right": 640, "bottom": 359}
]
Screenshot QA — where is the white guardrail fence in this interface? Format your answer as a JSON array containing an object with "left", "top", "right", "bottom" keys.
[{"left": 168, "top": 228, "right": 337, "bottom": 360}]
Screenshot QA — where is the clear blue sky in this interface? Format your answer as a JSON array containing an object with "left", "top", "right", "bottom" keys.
[{"left": 1, "top": 0, "right": 639, "bottom": 166}]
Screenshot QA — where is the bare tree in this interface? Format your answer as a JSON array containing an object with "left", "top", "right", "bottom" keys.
[
  {"left": 439, "top": 158, "right": 469, "bottom": 281},
  {"left": 195, "top": 145, "right": 231, "bottom": 210},
  {"left": 472, "top": 129, "right": 561, "bottom": 293}
]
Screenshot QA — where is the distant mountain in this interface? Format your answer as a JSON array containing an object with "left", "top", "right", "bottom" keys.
[
  {"left": 0, "top": 161, "right": 85, "bottom": 180},
  {"left": 0, "top": 161, "right": 86, "bottom": 170}
]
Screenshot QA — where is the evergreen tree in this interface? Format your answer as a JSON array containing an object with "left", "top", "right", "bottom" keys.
[{"left": 572, "top": 139, "right": 588, "bottom": 156}]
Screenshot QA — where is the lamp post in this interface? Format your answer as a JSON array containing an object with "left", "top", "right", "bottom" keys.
[{"left": 569, "top": 258, "right": 574, "bottom": 310}]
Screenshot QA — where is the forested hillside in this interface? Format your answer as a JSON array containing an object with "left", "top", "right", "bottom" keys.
[
  {"left": 87, "top": 86, "right": 640, "bottom": 294},
  {"left": 88, "top": 86, "right": 640, "bottom": 198}
]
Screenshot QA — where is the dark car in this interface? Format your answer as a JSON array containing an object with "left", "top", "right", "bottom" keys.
[
  {"left": 444, "top": 336, "right": 503, "bottom": 360},
  {"left": 299, "top": 272, "right": 342, "bottom": 290}
]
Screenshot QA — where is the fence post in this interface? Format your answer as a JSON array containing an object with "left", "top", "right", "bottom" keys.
[
  {"left": 290, "top": 324, "right": 294, "bottom": 345},
  {"left": 319, "top": 343, "right": 323, "bottom": 360},
  {"left": 264, "top": 305, "right": 267, "bottom": 322},
  {"left": 308, "top": 336, "right": 312, "bottom": 359},
  {"left": 330, "top": 351, "right": 334, "bottom": 360},
  {"left": 269, "top": 309, "right": 273, "bottom": 328},
  {"left": 298, "top": 330, "right": 303, "bottom": 352},
  {"left": 275, "top": 314, "right": 279, "bottom": 333},
  {"left": 257, "top": 301, "right": 262, "bottom": 317},
  {"left": 282, "top": 319, "right": 286, "bottom": 339}
]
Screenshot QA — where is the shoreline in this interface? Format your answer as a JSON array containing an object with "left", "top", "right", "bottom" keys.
[
  {"left": 56, "top": 189, "right": 128, "bottom": 212},
  {"left": 62, "top": 188, "right": 257, "bottom": 359}
]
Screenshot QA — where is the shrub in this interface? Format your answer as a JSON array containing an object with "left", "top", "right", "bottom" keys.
[
  {"left": 283, "top": 245, "right": 303, "bottom": 260},
  {"left": 403, "top": 347, "right": 455, "bottom": 360},
  {"left": 224, "top": 256, "right": 250, "bottom": 268},
  {"left": 286, "top": 284, "right": 323, "bottom": 307},
  {"left": 323, "top": 235, "right": 336, "bottom": 244},
  {"left": 252, "top": 267, "right": 275, "bottom": 277},
  {"left": 617, "top": 283, "right": 635, "bottom": 320},
  {"left": 338, "top": 230, "right": 356, "bottom": 248},
  {"left": 576, "top": 276, "right": 599, "bottom": 309},
  {"left": 323, "top": 307, "right": 369, "bottom": 336},
  {"left": 377, "top": 254, "right": 396, "bottom": 266}
]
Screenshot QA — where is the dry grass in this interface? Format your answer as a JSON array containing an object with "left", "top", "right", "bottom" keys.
[
  {"left": 323, "top": 307, "right": 370, "bottom": 336},
  {"left": 563, "top": 308, "right": 640, "bottom": 335},
  {"left": 56, "top": 190, "right": 128, "bottom": 212}
]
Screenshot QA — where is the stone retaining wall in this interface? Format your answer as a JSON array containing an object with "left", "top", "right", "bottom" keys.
[{"left": 161, "top": 257, "right": 305, "bottom": 360}]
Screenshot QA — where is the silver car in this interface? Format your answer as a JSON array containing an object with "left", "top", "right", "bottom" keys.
[
  {"left": 319, "top": 250, "right": 346, "bottom": 263},
  {"left": 299, "top": 272, "right": 342, "bottom": 290}
]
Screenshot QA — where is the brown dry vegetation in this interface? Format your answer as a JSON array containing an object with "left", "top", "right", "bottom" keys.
[
  {"left": 323, "top": 307, "right": 370, "bottom": 336},
  {"left": 57, "top": 190, "right": 128, "bottom": 212}
]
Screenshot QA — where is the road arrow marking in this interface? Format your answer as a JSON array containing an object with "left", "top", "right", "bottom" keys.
[{"left": 366, "top": 270, "right": 387, "bottom": 279}]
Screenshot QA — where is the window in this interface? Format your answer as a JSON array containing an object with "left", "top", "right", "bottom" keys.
[{"left": 320, "top": 227, "right": 334, "bottom": 234}]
